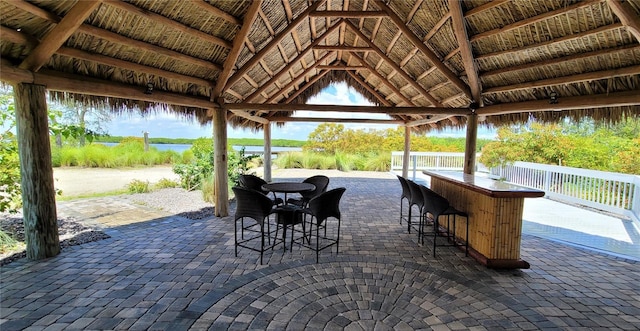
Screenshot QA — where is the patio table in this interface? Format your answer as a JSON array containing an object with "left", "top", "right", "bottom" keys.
[
  {"left": 262, "top": 182, "right": 315, "bottom": 205},
  {"left": 423, "top": 170, "right": 545, "bottom": 269}
]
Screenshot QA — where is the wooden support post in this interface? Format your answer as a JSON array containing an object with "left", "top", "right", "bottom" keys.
[
  {"left": 402, "top": 126, "right": 410, "bottom": 178},
  {"left": 263, "top": 122, "right": 272, "bottom": 182},
  {"left": 14, "top": 83, "right": 60, "bottom": 260},
  {"left": 212, "top": 108, "right": 229, "bottom": 217},
  {"left": 464, "top": 113, "right": 478, "bottom": 174}
]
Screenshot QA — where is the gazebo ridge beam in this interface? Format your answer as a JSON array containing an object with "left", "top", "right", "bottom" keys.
[
  {"left": 268, "top": 117, "right": 403, "bottom": 124},
  {"left": 309, "top": 11, "right": 388, "bottom": 18}
]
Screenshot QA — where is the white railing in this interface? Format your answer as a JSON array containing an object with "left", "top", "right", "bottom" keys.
[
  {"left": 390, "top": 152, "right": 483, "bottom": 178},
  {"left": 391, "top": 152, "right": 639, "bottom": 223},
  {"left": 491, "top": 161, "right": 640, "bottom": 222}
]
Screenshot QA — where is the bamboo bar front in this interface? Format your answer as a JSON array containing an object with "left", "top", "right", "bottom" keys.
[{"left": 424, "top": 171, "right": 545, "bottom": 269}]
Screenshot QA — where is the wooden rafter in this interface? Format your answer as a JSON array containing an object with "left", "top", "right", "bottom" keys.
[
  {"left": 477, "top": 90, "right": 640, "bottom": 115},
  {"left": 245, "top": 22, "right": 343, "bottom": 102},
  {"left": 264, "top": 52, "right": 335, "bottom": 103},
  {"left": 228, "top": 110, "right": 269, "bottom": 124},
  {"left": 309, "top": 11, "right": 387, "bottom": 18},
  {"left": 213, "top": 0, "right": 262, "bottom": 97},
  {"left": 470, "top": 0, "right": 602, "bottom": 42},
  {"left": 484, "top": 65, "right": 640, "bottom": 94},
  {"left": 449, "top": 0, "right": 481, "bottom": 103},
  {"left": 268, "top": 117, "right": 403, "bottom": 124},
  {"left": 56, "top": 47, "right": 213, "bottom": 88},
  {"left": 313, "top": 45, "right": 372, "bottom": 52},
  {"left": 284, "top": 70, "right": 330, "bottom": 103},
  {"left": 223, "top": 102, "right": 471, "bottom": 115},
  {"left": 10, "top": 0, "right": 221, "bottom": 72},
  {"left": 463, "top": 0, "right": 509, "bottom": 18},
  {"left": 348, "top": 52, "right": 415, "bottom": 106},
  {"left": 344, "top": 20, "right": 443, "bottom": 107},
  {"left": 103, "top": 0, "right": 231, "bottom": 49},
  {"left": 187, "top": 0, "right": 241, "bottom": 25},
  {"left": 225, "top": 0, "right": 327, "bottom": 90},
  {"left": 481, "top": 44, "right": 640, "bottom": 78},
  {"left": 19, "top": 0, "right": 102, "bottom": 71},
  {"left": 403, "top": 114, "right": 452, "bottom": 127},
  {"left": 372, "top": 0, "right": 472, "bottom": 99},
  {"left": 607, "top": 0, "right": 640, "bottom": 42},
  {"left": 316, "top": 65, "right": 364, "bottom": 70},
  {"left": 3, "top": 60, "right": 215, "bottom": 109},
  {"left": 345, "top": 70, "right": 392, "bottom": 106}
]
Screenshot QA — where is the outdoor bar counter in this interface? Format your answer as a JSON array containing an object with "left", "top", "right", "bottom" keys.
[{"left": 423, "top": 170, "right": 545, "bottom": 269}]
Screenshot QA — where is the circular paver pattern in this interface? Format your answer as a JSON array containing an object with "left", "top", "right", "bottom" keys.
[{"left": 190, "top": 255, "right": 554, "bottom": 330}]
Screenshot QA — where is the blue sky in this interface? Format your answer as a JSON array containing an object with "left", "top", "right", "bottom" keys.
[{"left": 105, "top": 82, "right": 496, "bottom": 141}]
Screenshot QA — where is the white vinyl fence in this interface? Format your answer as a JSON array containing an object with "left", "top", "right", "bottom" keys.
[{"left": 391, "top": 152, "right": 640, "bottom": 223}]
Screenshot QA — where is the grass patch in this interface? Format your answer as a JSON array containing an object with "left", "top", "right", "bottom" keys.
[{"left": 0, "top": 230, "right": 24, "bottom": 255}]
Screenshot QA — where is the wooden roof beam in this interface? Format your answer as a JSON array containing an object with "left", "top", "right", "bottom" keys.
[
  {"left": 187, "top": 0, "right": 242, "bottom": 25},
  {"left": 476, "top": 23, "right": 624, "bottom": 61},
  {"left": 481, "top": 44, "right": 640, "bottom": 78},
  {"left": 403, "top": 114, "right": 452, "bottom": 127},
  {"left": 9, "top": 0, "right": 221, "bottom": 72},
  {"left": 268, "top": 117, "right": 403, "bottom": 124},
  {"left": 348, "top": 52, "right": 415, "bottom": 106},
  {"left": 103, "top": 0, "right": 231, "bottom": 49},
  {"left": 228, "top": 110, "right": 269, "bottom": 124},
  {"left": 449, "top": 0, "right": 482, "bottom": 104},
  {"left": 470, "top": 0, "right": 602, "bottom": 42},
  {"left": 344, "top": 20, "right": 443, "bottom": 107},
  {"left": 463, "top": 0, "right": 509, "bottom": 18},
  {"left": 283, "top": 70, "right": 331, "bottom": 103},
  {"left": 345, "top": 70, "right": 392, "bottom": 106},
  {"left": 372, "top": 0, "right": 472, "bottom": 99},
  {"left": 316, "top": 65, "right": 365, "bottom": 70},
  {"left": 309, "top": 11, "right": 387, "bottom": 18},
  {"left": 607, "top": 0, "right": 640, "bottom": 42},
  {"left": 484, "top": 65, "right": 640, "bottom": 94},
  {"left": 477, "top": 90, "right": 640, "bottom": 115},
  {"left": 19, "top": 0, "right": 102, "bottom": 71},
  {"left": 245, "top": 22, "right": 343, "bottom": 102},
  {"left": 222, "top": 103, "right": 471, "bottom": 115},
  {"left": 263, "top": 52, "right": 335, "bottom": 103},
  {"left": 313, "top": 45, "right": 372, "bottom": 52},
  {"left": 213, "top": 0, "right": 262, "bottom": 97},
  {"left": 2, "top": 60, "right": 215, "bottom": 109},
  {"left": 225, "top": 0, "right": 327, "bottom": 89}
]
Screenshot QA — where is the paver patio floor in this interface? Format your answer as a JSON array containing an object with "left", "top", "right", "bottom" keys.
[{"left": 1, "top": 170, "right": 639, "bottom": 330}]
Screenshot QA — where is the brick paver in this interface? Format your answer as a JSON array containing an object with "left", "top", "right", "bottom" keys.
[{"left": 1, "top": 170, "right": 639, "bottom": 330}]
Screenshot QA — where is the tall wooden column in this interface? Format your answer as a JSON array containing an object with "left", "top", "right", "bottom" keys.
[
  {"left": 212, "top": 108, "right": 229, "bottom": 217},
  {"left": 263, "top": 122, "right": 272, "bottom": 182},
  {"left": 402, "top": 126, "right": 410, "bottom": 178},
  {"left": 14, "top": 83, "right": 60, "bottom": 260},
  {"left": 463, "top": 113, "right": 478, "bottom": 175}
]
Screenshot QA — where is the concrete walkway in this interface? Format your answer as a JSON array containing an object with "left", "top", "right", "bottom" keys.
[{"left": 1, "top": 169, "right": 639, "bottom": 330}]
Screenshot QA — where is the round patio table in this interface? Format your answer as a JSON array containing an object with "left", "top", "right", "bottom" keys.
[{"left": 261, "top": 182, "right": 315, "bottom": 204}]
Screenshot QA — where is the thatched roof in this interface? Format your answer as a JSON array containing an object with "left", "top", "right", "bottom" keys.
[{"left": 1, "top": 0, "right": 639, "bottom": 132}]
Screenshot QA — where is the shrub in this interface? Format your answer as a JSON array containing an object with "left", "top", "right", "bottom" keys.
[
  {"left": 127, "top": 179, "right": 150, "bottom": 193},
  {"left": 0, "top": 230, "right": 23, "bottom": 254},
  {"left": 201, "top": 175, "right": 215, "bottom": 203},
  {"left": 155, "top": 178, "right": 179, "bottom": 189}
]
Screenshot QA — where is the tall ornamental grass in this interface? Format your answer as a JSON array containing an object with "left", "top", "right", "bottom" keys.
[
  {"left": 51, "top": 139, "right": 180, "bottom": 168},
  {"left": 274, "top": 151, "right": 391, "bottom": 172}
]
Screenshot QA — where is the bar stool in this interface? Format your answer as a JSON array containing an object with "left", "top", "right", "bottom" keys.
[{"left": 419, "top": 185, "right": 469, "bottom": 257}]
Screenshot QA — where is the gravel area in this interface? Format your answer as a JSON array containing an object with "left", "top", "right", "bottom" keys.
[
  {"left": 121, "top": 188, "right": 216, "bottom": 220},
  {"left": 0, "top": 188, "right": 217, "bottom": 265}
]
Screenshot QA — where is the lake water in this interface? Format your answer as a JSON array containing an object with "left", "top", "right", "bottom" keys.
[{"left": 98, "top": 143, "right": 301, "bottom": 154}]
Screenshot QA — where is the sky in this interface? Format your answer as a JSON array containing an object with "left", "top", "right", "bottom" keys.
[{"left": 104, "top": 82, "right": 496, "bottom": 141}]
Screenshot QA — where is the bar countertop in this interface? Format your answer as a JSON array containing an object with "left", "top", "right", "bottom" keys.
[{"left": 423, "top": 171, "right": 545, "bottom": 199}]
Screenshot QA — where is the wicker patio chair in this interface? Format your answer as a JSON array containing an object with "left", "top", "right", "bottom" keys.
[
  {"left": 406, "top": 179, "right": 425, "bottom": 235},
  {"left": 286, "top": 175, "right": 330, "bottom": 207},
  {"left": 238, "top": 174, "right": 284, "bottom": 206},
  {"left": 232, "top": 186, "right": 283, "bottom": 264},
  {"left": 295, "top": 187, "right": 346, "bottom": 263},
  {"left": 419, "top": 185, "right": 469, "bottom": 257},
  {"left": 396, "top": 175, "right": 412, "bottom": 227}
]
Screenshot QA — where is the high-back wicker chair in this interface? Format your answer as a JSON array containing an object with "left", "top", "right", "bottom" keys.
[
  {"left": 405, "top": 179, "right": 425, "bottom": 235},
  {"left": 296, "top": 187, "right": 346, "bottom": 263},
  {"left": 286, "top": 175, "right": 330, "bottom": 207},
  {"left": 238, "top": 174, "right": 283, "bottom": 206},
  {"left": 396, "top": 175, "right": 412, "bottom": 227},
  {"left": 232, "top": 186, "right": 282, "bottom": 264}
]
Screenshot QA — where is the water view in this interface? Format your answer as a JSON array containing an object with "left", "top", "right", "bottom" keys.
[{"left": 98, "top": 142, "right": 301, "bottom": 154}]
